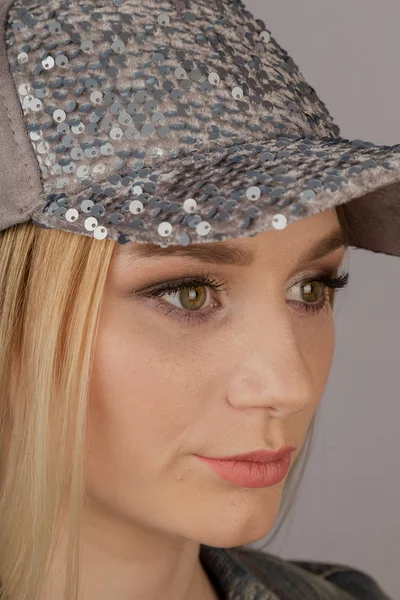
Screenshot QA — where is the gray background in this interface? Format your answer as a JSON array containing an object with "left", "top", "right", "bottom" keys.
[{"left": 242, "top": 1, "right": 400, "bottom": 598}]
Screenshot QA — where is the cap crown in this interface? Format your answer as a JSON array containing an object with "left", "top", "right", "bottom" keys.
[{"left": 5, "top": 0, "right": 340, "bottom": 202}]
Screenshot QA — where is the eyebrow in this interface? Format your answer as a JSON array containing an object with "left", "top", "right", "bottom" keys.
[{"left": 121, "top": 226, "right": 347, "bottom": 269}]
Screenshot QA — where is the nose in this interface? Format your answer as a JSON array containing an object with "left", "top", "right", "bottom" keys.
[{"left": 226, "top": 304, "right": 316, "bottom": 419}]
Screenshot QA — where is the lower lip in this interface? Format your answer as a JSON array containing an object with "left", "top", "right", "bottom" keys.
[{"left": 196, "top": 454, "right": 292, "bottom": 488}]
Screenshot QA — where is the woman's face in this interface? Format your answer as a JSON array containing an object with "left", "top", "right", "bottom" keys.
[{"left": 87, "top": 208, "right": 346, "bottom": 548}]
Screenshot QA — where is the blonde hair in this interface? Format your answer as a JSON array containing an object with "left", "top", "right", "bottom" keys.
[{"left": 0, "top": 204, "right": 351, "bottom": 600}]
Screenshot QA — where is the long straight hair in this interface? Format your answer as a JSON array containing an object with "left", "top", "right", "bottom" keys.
[{"left": 0, "top": 204, "right": 351, "bottom": 600}]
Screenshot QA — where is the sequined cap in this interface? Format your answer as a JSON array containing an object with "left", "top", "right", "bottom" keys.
[{"left": 0, "top": 0, "right": 400, "bottom": 253}]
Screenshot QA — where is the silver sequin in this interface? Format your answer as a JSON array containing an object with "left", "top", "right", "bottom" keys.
[
  {"left": 232, "top": 86, "right": 244, "bottom": 99},
  {"left": 41, "top": 56, "right": 54, "bottom": 70},
  {"left": 246, "top": 186, "right": 261, "bottom": 201},
  {"left": 196, "top": 221, "right": 211, "bottom": 236},
  {"left": 183, "top": 198, "right": 198, "bottom": 213},
  {"left": 174, "top": 67, "right": 187, "bottom": 80},
  {"left": 158, "top": 222, "right": 173, "bottom": 236},
  {"left": 129, "top": 200, "right": 144, "bottom": 214},
  {"left": 260, "top": 30, "right": 271, "bottom": 43},
  {"left": 208, "top": 72, "right": 220, "bottom": 85},
  {"left": 157, "top": 14, "right": 170, "bottom": 26},
  {"left": 272, "top": 214, "right": 287, "bottom": 230},
  {"left": 300, "top": 189, "right": 316, "bottom": 202}
]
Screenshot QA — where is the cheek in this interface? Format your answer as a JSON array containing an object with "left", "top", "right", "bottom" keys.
[
  {"left": 85, "top": 306, "right": 202, "bottom": 498},
  {"left": 300, "top": 316, "right": 336, "bottom": 406}
]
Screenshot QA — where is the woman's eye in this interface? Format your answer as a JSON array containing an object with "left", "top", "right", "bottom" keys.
[
  {"left": 159, "top": 285, "right": 214, "bottom": 311},
  {"left": 136, "top": 274, "right": 229, "bottom": 325},
  {"left": 160, "top": 280, "right": 326, "bottom": 312},
  {"left": 138, "top": 270, "right": 350, "bottom": 325}
]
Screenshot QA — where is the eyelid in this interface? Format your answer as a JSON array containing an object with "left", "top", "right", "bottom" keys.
[
  {"left": 262, "top": 253, "right": 342, "bottom": 284},
  {"left": 286, "top": 265, "right": 340, "bottom": 290}
]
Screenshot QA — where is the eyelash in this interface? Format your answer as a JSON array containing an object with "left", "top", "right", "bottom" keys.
[{"left": 138, "top": 269, "right": 350, "bottom": 326}]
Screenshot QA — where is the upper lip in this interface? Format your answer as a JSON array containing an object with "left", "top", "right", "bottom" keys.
[{"left": 201, "top": 446, "right": 296, "bottom": 463}]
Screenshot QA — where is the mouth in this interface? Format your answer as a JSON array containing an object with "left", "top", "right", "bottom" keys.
[
  {"left": 196, "top": 452, "right": 293, "bottom": 488},
  {"left": 198, "top": 445, "right": 296, "bottom": 463}
]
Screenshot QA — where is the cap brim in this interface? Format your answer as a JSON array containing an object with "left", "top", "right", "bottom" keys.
[{"left": 30, "top": 133, "right": 400, "bottom": 256}]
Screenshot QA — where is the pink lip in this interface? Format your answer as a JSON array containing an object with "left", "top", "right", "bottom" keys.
[
  {"left": 195, "top": 446, "right": 296, "bottom": 489},
  {"left": 196, "top": 453, "right": 293, "bottom": 488},
  {"left": 201, "top": 446, "right": 296, "bottom": 463}
]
